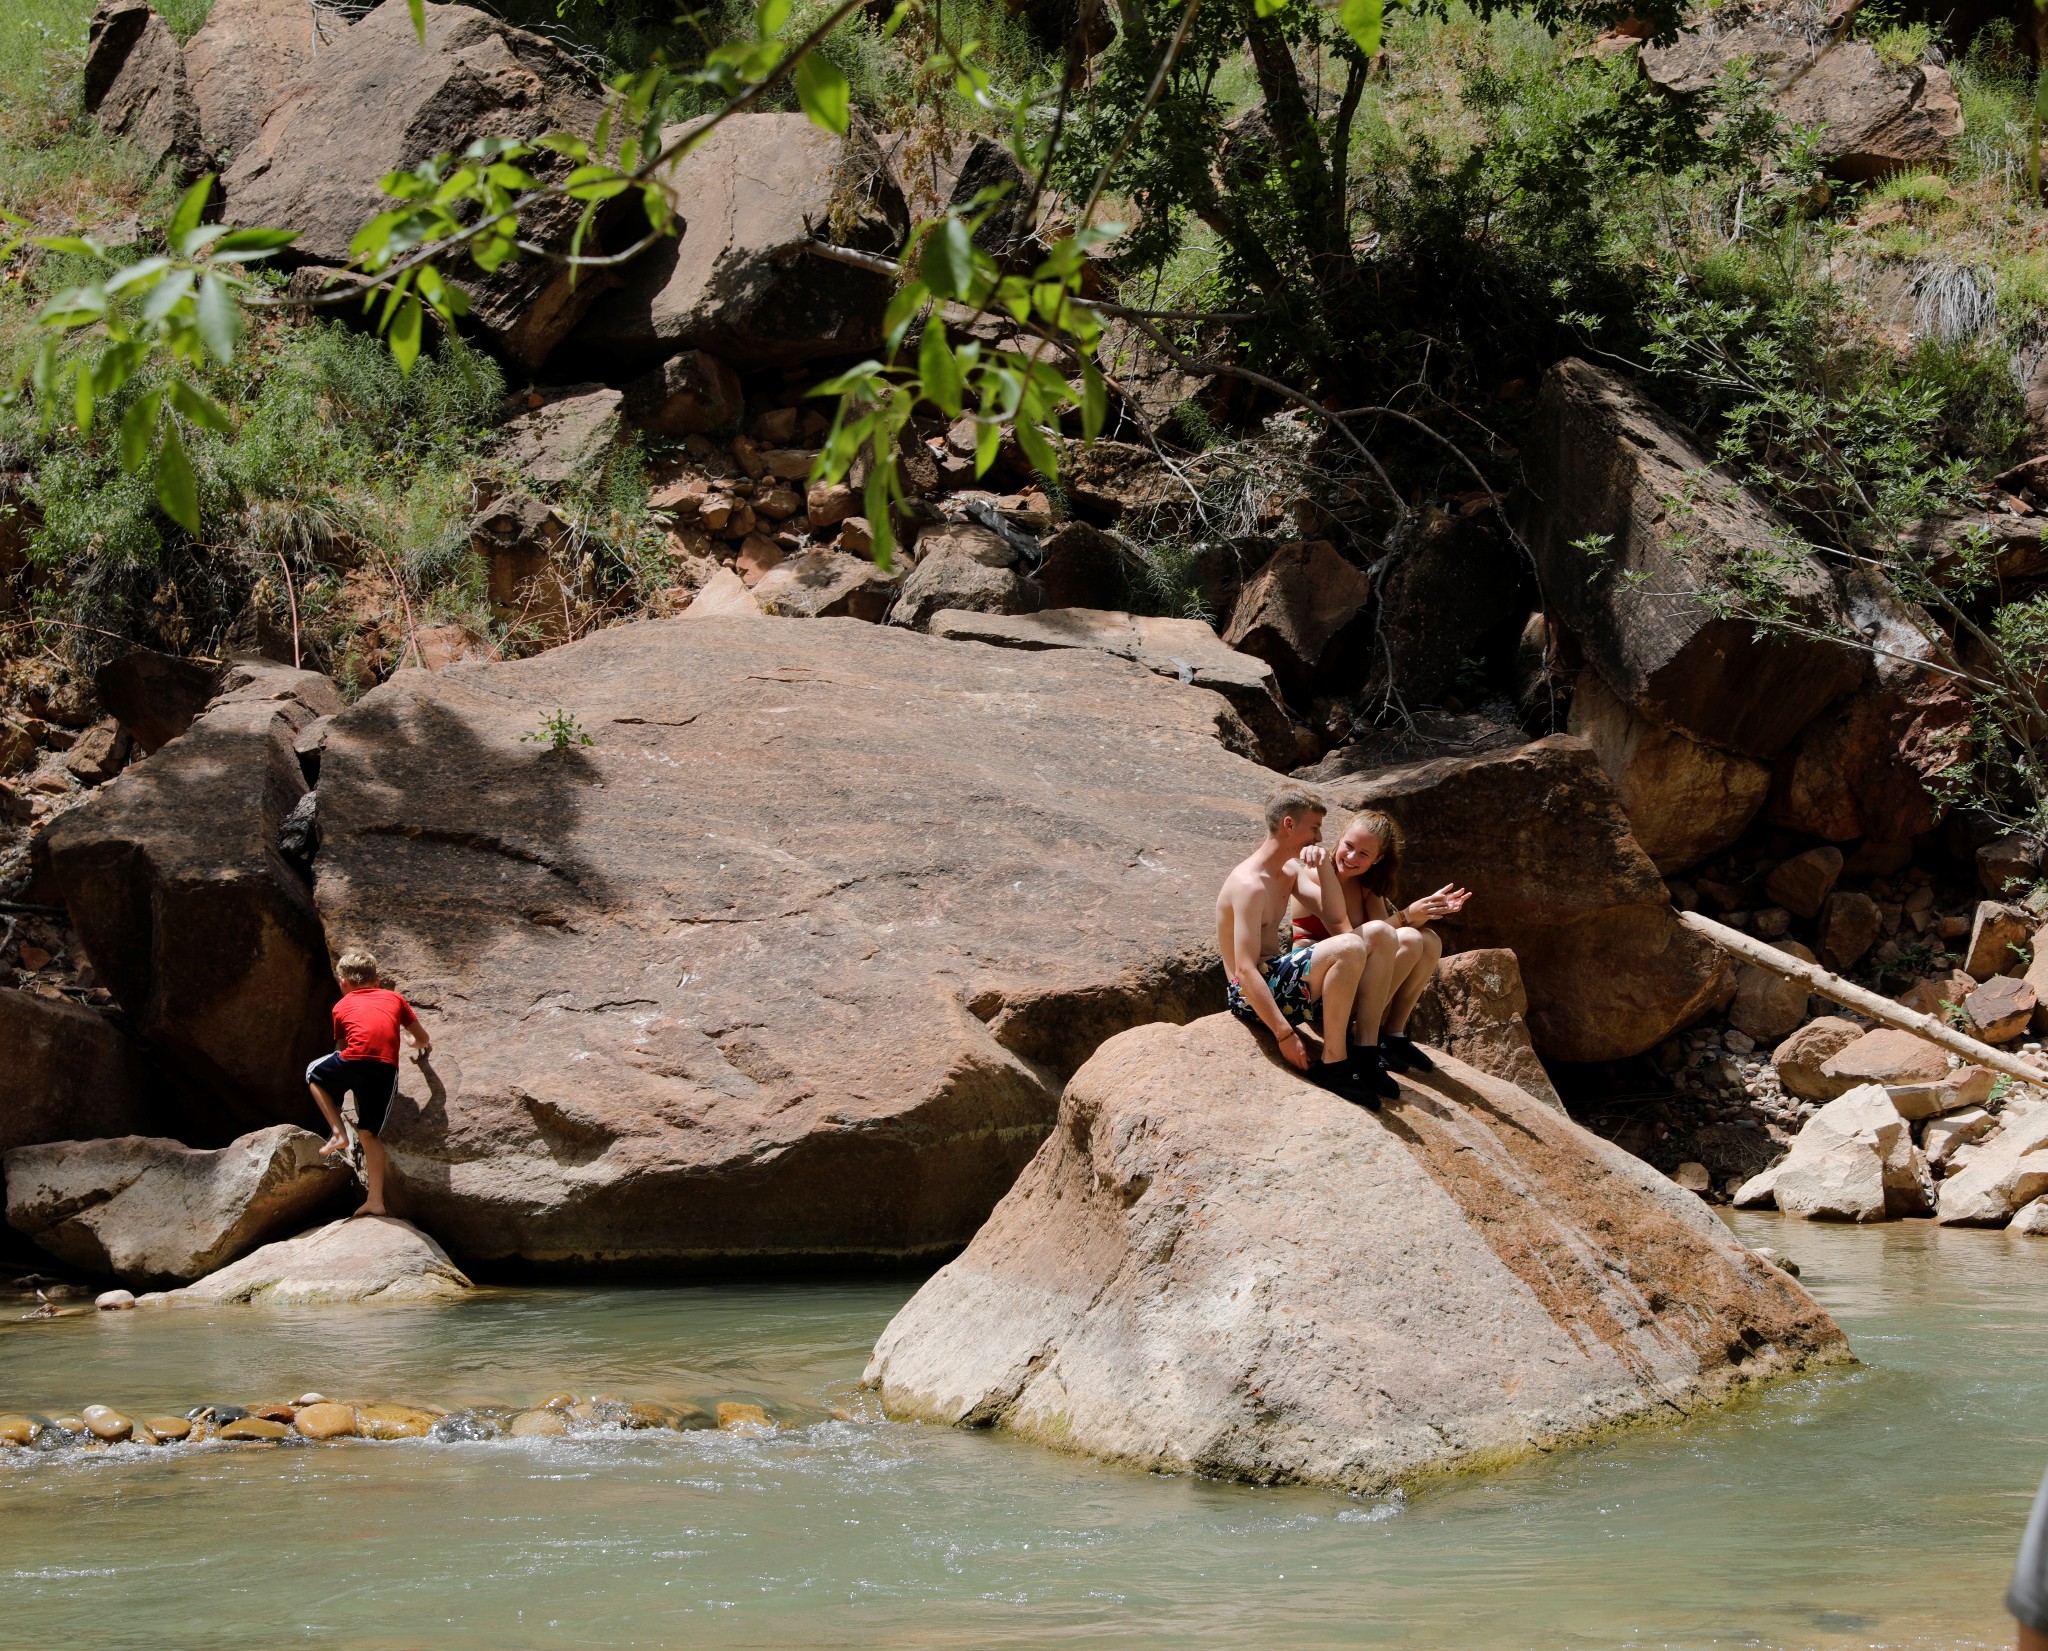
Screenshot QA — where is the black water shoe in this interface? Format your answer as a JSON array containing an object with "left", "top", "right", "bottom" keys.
[
  {"left": 1381, "top": 1032, "right": 1435, "bottom": 1074},
  {"left": 1347, "top": 1046, "right": 1399, "bottom": 1108},
  {"left": 1305, "top": 1058, "right": 1377, "bottom": 1108}
]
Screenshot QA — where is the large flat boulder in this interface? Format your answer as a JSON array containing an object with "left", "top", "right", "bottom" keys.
[
  {"left": 929, "top": 607, "right": 1295, "bottom": 769},
  {"left": 866, "top": 1015, "right": 1846, "bottom": 1492},
  {"left": 169, "top": 1215, "right": 471, "bottom": 1306},
  {"left": 571, "top": 113, "right": 907, "bottom": 370},
  {"left": 1528, "top": 359, "right": 1862, "bottom": 760},
  {"left": 220, "top": 2, "right": 609, "bottom": 367},
  {"left": 40, "top": 694, "right": 338, "bottom": 1140},
  {"left": 0, "top": 991, "right": 160, "bottom": 1156},
  {"left": 310, "top": 615, "right": 1273, "bottom": 1270},
  {"left": 1307, "top": 734, "right": 1730, "bottom": 1062},
  {"left": 4, "top": 1126, "right": 347, "bottom": 1286}
]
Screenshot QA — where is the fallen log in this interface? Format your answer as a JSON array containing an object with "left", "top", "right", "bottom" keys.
[{"left": 1679, "top": 909, "right": 2048, "bottom": 1088}]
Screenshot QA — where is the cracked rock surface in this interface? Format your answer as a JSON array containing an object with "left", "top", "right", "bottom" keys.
[
  {"left": 866, "top": 1014, "right": 1847, "bottom": 1492},
  {"left": 312, "top": 615, "right": 1271, "bottom": 1268}
]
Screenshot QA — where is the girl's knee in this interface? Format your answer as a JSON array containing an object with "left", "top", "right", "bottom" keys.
[{"left": 1358, "top": 920, "right": 1398, "bottom": 952}]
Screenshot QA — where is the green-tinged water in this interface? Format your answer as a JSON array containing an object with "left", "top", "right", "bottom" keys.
[{"left": 1, "top": 1214, "right": 2043, "bottom": 1650}]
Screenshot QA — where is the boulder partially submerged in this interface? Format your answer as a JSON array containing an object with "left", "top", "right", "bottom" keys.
[
  {"left": 4, "top": 1126, "right": 347, "bottom": 1286},
  {"left": 167, "top": 1216, "right": 471, "bottom": 1306},
  {"left": 866, "top": 1015, "right": 1846, "bottom": 1493},
  {"left": 311, "top": 615, "right": 1273, "bottom": 1270}
]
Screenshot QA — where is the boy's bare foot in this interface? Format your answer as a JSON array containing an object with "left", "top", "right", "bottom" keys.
[
  {"left": 349, "top": 1202, "right": 388, "bottom": 1219},
  {"left": 318, "top": 1133, "right": 350, "bottom": 1157}
]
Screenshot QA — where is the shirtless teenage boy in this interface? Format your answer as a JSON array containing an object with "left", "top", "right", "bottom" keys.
[
  {"left": 1217, "top": 785, "right": 1392, "bottom": 1107},
  {"left": 1291, "top": 809, "right": 1469, "bottom": 1075}
]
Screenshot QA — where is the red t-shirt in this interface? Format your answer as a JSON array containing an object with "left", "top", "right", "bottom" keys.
[{"left": 332, "top": 987, "right": 420, "bottom": 1065}]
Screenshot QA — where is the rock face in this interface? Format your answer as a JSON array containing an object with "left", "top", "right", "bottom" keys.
[
  {"left": 1566, "top": 669, "right": 1769, "bottom": 873},
  {"left": 752, "top": 550, "right": 899, "bottom": 621},
  {"left": 1765, "top": 574, "right": 1966, "bottom": 842},
  {"left": 1315, "top": 735, "right": 1728, "bottom": 1062},
  {"left": 620, "top": 350, "right": 744, "bottom": 440},
  {"left": 1370, "top": 507, "right": 1529, "bottom": 710},
  {"left": 573, "top": 114, "right": 907, "bottom": 369},
  {"left": 0, "top": 991, "right": 159, "bottom": 1156},
  {"left": 1937, "top": 1105, "right": 2048, "bottom": 1226},
  {"left": 1820, "top": 1027, "right": 1948, "bottom": 1089},
  {"left": 866, "top": 1016, "right": 1845, "bottom": 1492},
  {"left": 888, "top": 522, "right": 1045, "bottom": 629},
  {"left": 182, "top": 0, "right": 347, "bottom": 163},
  {"left": 1527, "top": 359, "right": 1861, "bottom": 760},
  {"left": 1403, "top": 948, "right": 1562, "bottom": 1109},
  {"left": 1771, "top": 1015, "right": 1862, "bottom": 1101},
  {"left": 221, "top": 2, "right": 609, "bottom": 366},
  {"left": 494, "top": 387, "right": 624, "bottom": 491},
  {"left": 96, "top": 650, "right": 220, "bottom": 754},
  {"left": 308, "top": 615, "right": 1278, "bottom": 1269},
  {"left": 84, "top": 0, "right": 204, "bottom": 177},
  {"left": 929, "top": 607, "right": 1296, "bottom": 770},
  {"left": 171, "top": 1216, "right": 471, "bottom": 1306},
  {"left": 1643, "top": 1, "right": 1960, "bottom": 180},
  {"left": 3, "top": 1126, "right": 347, "bottom": 1286},
  {"left": 1222, "top": 539, "right": 1372, "bottom": 701},
  {"left": 41, "top": 691, "right": 337, "bottom": 1139},
  {"left": 1734, "top": 1085, "right": 1930, "bottom": 1221},
  {"left": 1727, "top": 941, "right": 1817, "bottom": 1043}
]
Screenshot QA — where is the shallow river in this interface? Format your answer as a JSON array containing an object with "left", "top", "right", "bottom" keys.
[{"left": 2, "top": 1214, "right": 2044, "bottom": 1650}]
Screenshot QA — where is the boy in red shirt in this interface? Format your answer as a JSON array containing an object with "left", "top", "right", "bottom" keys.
[{"left": 306, "top": 948, "right": 430, "bottom": 1218}]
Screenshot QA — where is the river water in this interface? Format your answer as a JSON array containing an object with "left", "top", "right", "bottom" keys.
[{"left": 1, "top": 1213, "right": 2042, "bottom": 1650}]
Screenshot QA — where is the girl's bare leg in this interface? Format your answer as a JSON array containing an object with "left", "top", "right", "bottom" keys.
[
  {"left": 1385, "top": 927, "right": 1445, "bottom": 1036},
  {"left": 1346, "top": 921, "right": 1402, "bottom": 1049}
]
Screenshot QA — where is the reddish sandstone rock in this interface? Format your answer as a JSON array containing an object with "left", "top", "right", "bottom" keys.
[
  {"left": 1764, "top": 847, "right": 1844, "bottom": 920},
  {"left": 221, "top": 3, "right": 610, "bottom": 366},
  {"left": 84, "top": 0, "right": 204, "bottom": 177},
  {"left": 1311, "top": 735, "right": 1729, "bottom": 1062},
  {"left": 1820, "top": 1028, "right": 1949, "bottom": 1089},
  {"left": 182, "top": 0, "right": 347, "bottom": 162},
  {"left": 310, "top": 615, "right": 1276, "bottom": 1269},
  {"left": 0, "top": 992, "right": 160, "bottom": 1157},
  {"left": 1222, "top": 540, "right": 1371, "bottom": 701},
  {"left": 1771, "top": 1016, "right": 1863, "bottom": 1102},
  {"left": 1405, "top": 948, "right": 1562, "bottom": 1109},
  {"left": 866, "top": 1015, "right": 1846, "bottom": 1492},
  {"left": 1965, "top": 976, "right": 2036, "bottom": 1044},
  {"left": 1526, "top": 360, "right": 1861, "bottom": 759},
  {"left": 1566, "top": 669, "right": 1769, "bottom": 873}
]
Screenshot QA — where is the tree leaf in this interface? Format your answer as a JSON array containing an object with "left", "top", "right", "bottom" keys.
[
  {"left": 389, "top": 292, "right": 423, "bottom": 376},
  {"left": 974, "top": 415, "right": 1000, "bottom": 478},
  {"left": 156, "top": 420, "right": 199, "bottom": 531},
  {"left": 1340, "top": 0, "right": 1383, "bottom": 56},
  {"left": 407, "top": 0, "right": 426, "bottom": 42},
  {"left": 167, "top": 175, "right": 213, "bottom": 253},
  {"left": 167, "top": 375, "right": 232, "bottom": 433},
  {"left": 196, "top": 274, "right": 238, "bottom": 363},
  {"left": 918, "top": 317, "right": 962, "bottom": 418},
  {"left": 918, "top": 215, "right": 977, "bottom": 301},
  {"left": 883, "top": 278, "right": 930, "bottom": 349},
  {"left": 1012, "top": 413, "right": 1058, "bottom": 482},
  {"left": 120, "top": 388, "right": 162, "bottom": 472},
  {"left": 862, "top": 460, "right": 895, "bottom": 572},
  {"left": 1080, "top": 359, "right": 1107, "bottom": 443},
  {"left": 794, "top": 53, "right": 850, "bottom": 136}
]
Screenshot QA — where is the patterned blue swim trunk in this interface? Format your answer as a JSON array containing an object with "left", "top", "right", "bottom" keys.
[{"left": 1227, "top": 947, "right": 1315, "bottom": 1026}]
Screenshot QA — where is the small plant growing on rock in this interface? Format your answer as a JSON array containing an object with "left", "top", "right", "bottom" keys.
[{"left": 523, "top": 709, "right": 592, "bottom": 753}]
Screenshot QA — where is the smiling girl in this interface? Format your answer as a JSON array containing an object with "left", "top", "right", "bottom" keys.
[{"left": 1287, "top": 810, "right": 1471, "bottom": 1077}]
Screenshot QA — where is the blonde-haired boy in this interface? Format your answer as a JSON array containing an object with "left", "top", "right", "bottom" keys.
[{"left": 305, "top": 948, "right": 430, "bottom": 1218}]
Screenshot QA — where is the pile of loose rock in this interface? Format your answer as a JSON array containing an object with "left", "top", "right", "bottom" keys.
[{"left": 0, "top": 1392, "right": 791, "bottom": 1456}]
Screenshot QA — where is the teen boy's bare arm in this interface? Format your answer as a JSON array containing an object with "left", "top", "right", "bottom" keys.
[{"left": 1223, "top": 877, "right": 1309, "bottom": 1069}]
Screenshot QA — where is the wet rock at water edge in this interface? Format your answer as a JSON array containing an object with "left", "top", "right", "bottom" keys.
[
  {"left": 868, "top": 1014, "right": 1846, "bottom": 1493},
  {"left": 717, "top": 1402, "right": 773, "bottom": 1432},
  {"left": 430, "top": 1411, "right": 505, "bottom": 1443}
]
